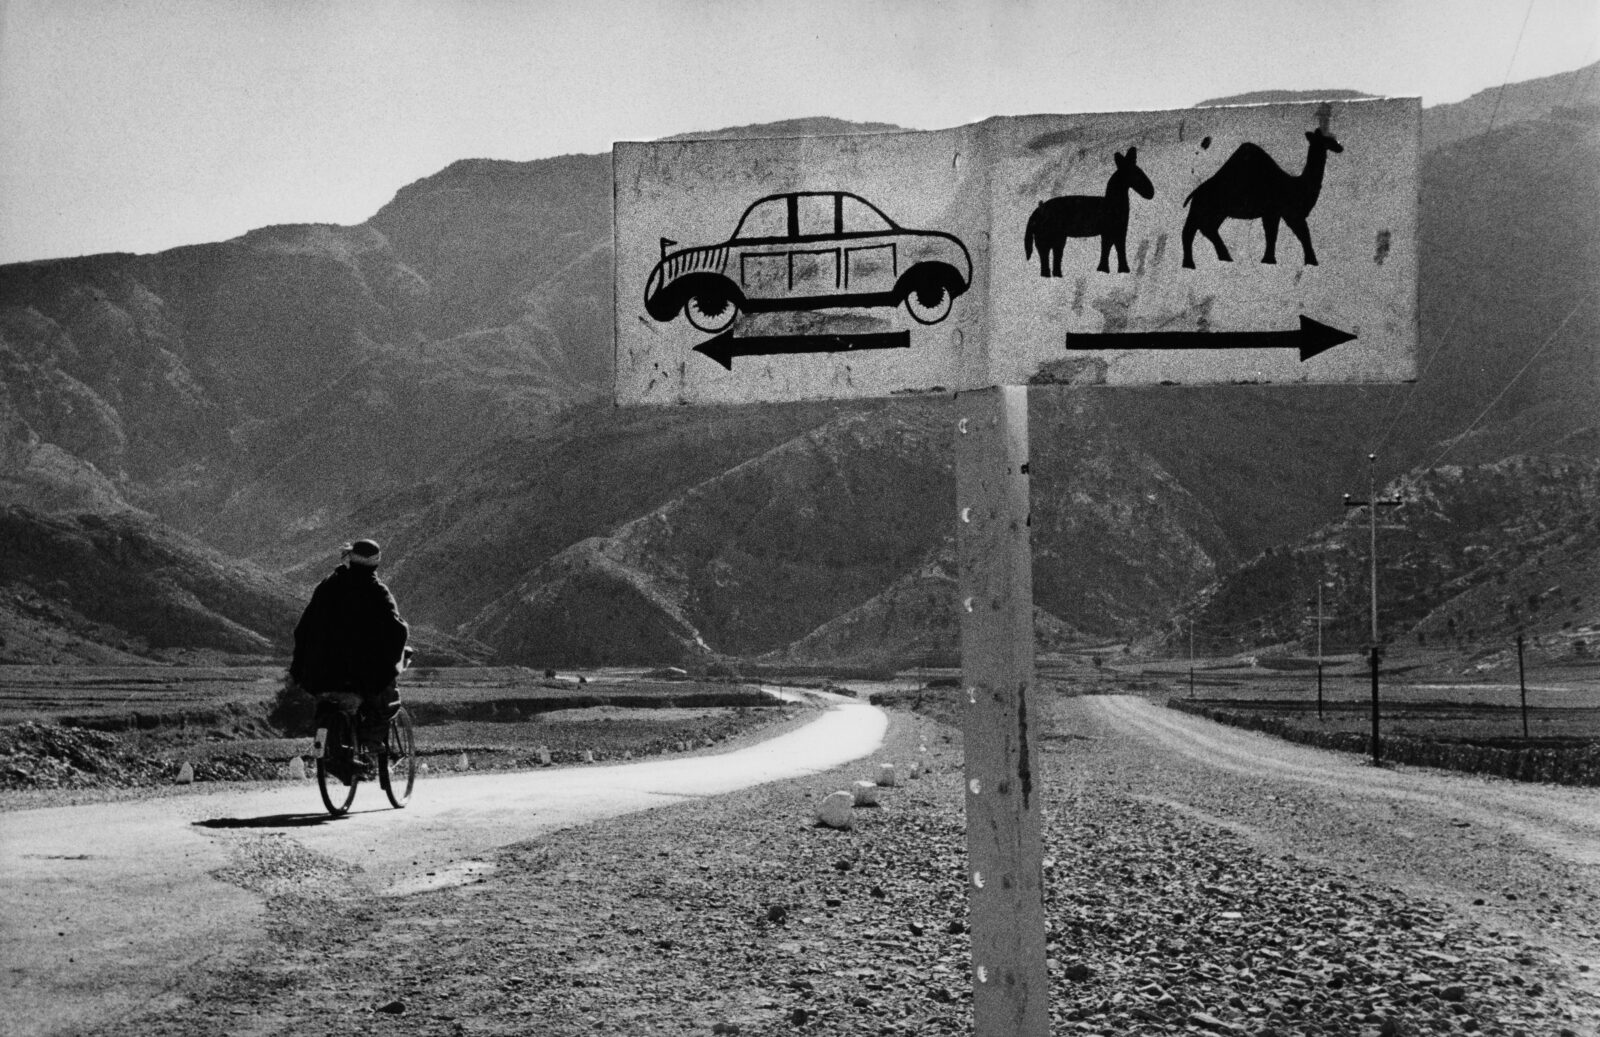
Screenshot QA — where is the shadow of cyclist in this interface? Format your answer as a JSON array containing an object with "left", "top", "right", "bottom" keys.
[{"left": 191, "top": 813, "right": 340, "bottom": 829}]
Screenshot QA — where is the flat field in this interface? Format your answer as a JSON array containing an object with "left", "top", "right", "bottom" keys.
[
  {"left": 0, "top": 664, "right": 777, "bottom": 728},
  {"left": 0, "top": 664, "right": 281, "bottom": 727},
  {"left": 1116, "top": 651, "right": 1600, "bottom": 747},
  {"left": 0, "top": 664, "right": 804, "bottom": 795}
]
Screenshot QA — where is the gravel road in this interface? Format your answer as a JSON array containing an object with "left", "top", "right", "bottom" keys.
[
  {"left": 1063, "top": 694, "right": 1600, "bottom": 1033},
  {"left": 0, "top": 698, "right": 880, "bottom": 1036},
  {"left": 35, "top": 691, "right": 1600, "bottom": 1036}
]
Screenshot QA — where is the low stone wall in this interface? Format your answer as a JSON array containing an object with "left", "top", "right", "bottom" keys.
[{"left": 1167, "top": 699, "right": 1600, "bottom": 787}]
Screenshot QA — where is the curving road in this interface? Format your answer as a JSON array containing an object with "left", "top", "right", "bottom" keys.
[
  {"left": 0, "top": 697, "right": 886, "bottom": 1037},
  {"left": 1085, "top": 695, "right": 1600, "bottom": 867}
]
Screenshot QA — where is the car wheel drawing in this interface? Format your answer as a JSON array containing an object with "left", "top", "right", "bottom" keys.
[
  {"left": 899, "top": 263, "right": 962, "bottom": 325},
  {"left": 684, "top": 287, "right": 740, "bottom": 333},
  {"left": 644, "top": 192, "right": 971, "bottom": 335}
]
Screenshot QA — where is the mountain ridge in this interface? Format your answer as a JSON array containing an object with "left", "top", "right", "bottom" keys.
[{"left": 2, "top": 64, "right": 1595, "bottom": 666}]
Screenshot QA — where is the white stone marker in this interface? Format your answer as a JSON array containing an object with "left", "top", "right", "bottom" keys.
[
  {"left": 877, "top": 763, "right": 898, "bottom": 787},
  {"left": 852, "top": 780, "right": 881, "bottom": 806},
  {"left": 817, "top": 791, "right": 854, "bottom": 829},
  {"left": 287, "top": 756, "right": 306, "bottom": 780},
  {"left": 175, "top": 762, "right": 194, "bottom": 784}
]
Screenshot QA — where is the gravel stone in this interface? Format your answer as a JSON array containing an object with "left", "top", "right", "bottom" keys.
[{"left": 91, "top": 696, "right": 1600, "bottom": 1037}]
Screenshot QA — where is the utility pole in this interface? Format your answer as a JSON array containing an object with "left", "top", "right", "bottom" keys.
[
  {"left": 1314, "top": 580, "right": 1326, "bottom": 720},
  {"left": 1188, "top": 614, "right": 1196, "bottom": 699},
  {"left": 1344, "top": 453, "right": 1403, "bottom": 766},
  {"left": 1517, "top": 632, "right": 1529, "bottom": 739}
]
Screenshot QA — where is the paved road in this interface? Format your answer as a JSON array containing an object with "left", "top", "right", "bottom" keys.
[{"left": 0, "top": 697, "right": 886, "bottom": 1037}]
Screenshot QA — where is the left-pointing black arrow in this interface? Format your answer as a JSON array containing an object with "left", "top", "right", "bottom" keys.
[
  {"left": 1066, "top": 315, "right": 1356, "bottom": 362},
  {"left": 694, "top": 330, "right": 911, "bottom": 370}
]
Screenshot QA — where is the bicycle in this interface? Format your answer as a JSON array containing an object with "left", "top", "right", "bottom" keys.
[
  {"left": 311, "top": 646, "right": 418, "bottom": 817},
  {"left": 311, "top": 698, "right": 417, "bottom": 816}
]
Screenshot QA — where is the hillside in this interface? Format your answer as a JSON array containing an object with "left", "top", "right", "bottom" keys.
[
  {"left": 0, "top": 506, "right": 484, "bottom": 666},
  {"left": 1176, "top": 457, "right": 1600, "bottom": 666},
  {"left": 463, "top": 393, "right": 1231, "bottom": 664},
  {"left": 0, "top": 64, "right": 1595, "bottom": 666},
  {"left": 0, "top": 222, "right": 601, "bottom": 567},
  {"left": 0, "top": 506, "right": 301, "bottom": 664}
]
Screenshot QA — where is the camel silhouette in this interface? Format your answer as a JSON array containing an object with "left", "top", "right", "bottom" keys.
[
  {"left": 1025, "top": 148, "right": 1155, "bottom": 276},
  {"left": 1181, "top": 127, "right": 1344, "bottom": 269}
]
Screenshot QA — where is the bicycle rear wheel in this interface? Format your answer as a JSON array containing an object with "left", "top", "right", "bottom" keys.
[
  {"left": 380, "top": 706, "right": 416, "bottom": 808},
  {"left": 316, "top": 717, "right": 360, "bottom": 816}
]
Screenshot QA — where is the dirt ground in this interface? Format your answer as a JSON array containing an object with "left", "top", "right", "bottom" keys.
[{"left": 65, "top": 687, "right": 1600, "bottom": 1037}]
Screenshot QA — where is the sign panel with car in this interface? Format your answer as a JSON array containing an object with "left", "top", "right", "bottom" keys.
[
  {"left": 615, "top": 127, "right": 989, "bottom": 405},
  {"left": 615, "top": 98, "right": 1417, "bottom": 404}
]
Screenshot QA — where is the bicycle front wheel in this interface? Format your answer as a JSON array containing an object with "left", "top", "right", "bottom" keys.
[
  {"left": 317, "top": 758, "right": 359, "bottom": 816},
  {"left": 380, "top": 707, "right": 417, "bottom": 809}
]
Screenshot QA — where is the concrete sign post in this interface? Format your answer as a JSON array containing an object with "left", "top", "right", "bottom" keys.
[
  {"left": 955, "top": 385, "right": 1050, "bottom": 1034},
  {"left": 613, "top": 98, "right": 1419, "bottom": 1037}
]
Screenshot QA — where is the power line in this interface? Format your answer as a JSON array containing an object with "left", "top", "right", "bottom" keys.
[
  {"left": 1371, "top": 250, "right": 1590, "bottom": 461},
  {"left": 1367, "top": 277, "right": 1483, "bottom": 458},
  {"left": 1362, "top": 0, "right": 1548, "bottom": 460},
  {"left": 1486, "top": 0, "right": 1538, "bottom": 135},
  {"left": 1421, "top": 295, "right": 1594, "bottom": 471}
]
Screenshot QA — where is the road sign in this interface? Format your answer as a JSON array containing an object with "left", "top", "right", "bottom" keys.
[
  {"left": 608, "top": 100, "right": 1419, "bottom": 1037},
  {"left": 614, "top": 98, "right": 1419, "bottom": 405}
]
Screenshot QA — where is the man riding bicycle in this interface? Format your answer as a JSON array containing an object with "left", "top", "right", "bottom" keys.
[{"left": 289, "top": 538, "right": 410, "bottom": 783}]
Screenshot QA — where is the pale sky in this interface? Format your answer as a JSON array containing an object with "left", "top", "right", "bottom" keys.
[{"left": 2, "top": 0, "right": 1596, "bottom": 264}]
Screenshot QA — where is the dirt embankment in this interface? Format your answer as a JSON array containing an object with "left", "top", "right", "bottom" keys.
[{"left": 93, "top": 692, "right": 1600, "bottom": 1037}]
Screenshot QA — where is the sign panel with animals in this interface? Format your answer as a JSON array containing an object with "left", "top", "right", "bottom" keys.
[{"left": 614, "top": 98, "right": 1417, "bottom": 406}]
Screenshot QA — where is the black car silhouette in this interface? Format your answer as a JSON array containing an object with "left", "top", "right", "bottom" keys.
[{"left": 644, "top": 191, "right": 972, "bottom": 334}]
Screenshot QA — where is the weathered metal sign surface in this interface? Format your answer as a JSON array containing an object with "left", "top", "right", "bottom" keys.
[{"left": 614, "top": 98, "right": 1418, "bottom": 406}]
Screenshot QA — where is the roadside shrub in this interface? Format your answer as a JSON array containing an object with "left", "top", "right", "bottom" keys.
[{"left": 694, "top": 659, "right": 744, "bottom": 680}]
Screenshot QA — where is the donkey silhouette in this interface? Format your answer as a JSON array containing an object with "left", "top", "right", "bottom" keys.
[
  {"left": 1181, "top": 127, "right": 1343, "bottom": 269},
  {"left": 1025, "top": 148, "right": 1155, "bottom": 276}
]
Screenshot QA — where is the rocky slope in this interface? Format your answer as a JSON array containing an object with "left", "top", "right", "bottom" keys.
[
  {"left": 456, "top": 390, "right": 1236, "bottom": 665},
  {"left": 0, "top": 505, "right": 486, "bottom": 666},
  {"left": 0, "top": 506, "right": 302, "bottom": 663},
  {"left": 1177, "top": 456, "right": 1600, "bottom": 662}
]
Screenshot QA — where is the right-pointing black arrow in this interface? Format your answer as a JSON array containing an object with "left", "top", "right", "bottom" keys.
[{"left": 1066, "top": 315, "right": 1356, "bottom": 362}]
